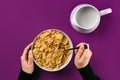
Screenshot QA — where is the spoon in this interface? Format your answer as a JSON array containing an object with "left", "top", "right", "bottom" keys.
[{"left": 68, "top": 44, "right": 88, "bottom": 50}]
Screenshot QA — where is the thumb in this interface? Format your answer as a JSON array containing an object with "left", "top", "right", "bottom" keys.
[{"left": 28, "top": 50, "right": 34, "bottom": 65}]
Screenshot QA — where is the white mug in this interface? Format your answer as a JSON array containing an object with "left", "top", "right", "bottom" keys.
[{"left": 70, "top": 4, "right": 112, "bottom": 33}]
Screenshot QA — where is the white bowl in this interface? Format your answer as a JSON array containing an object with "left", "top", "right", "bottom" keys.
[{"left": 31, "top": 29, "right": 73, "bottom": 72}]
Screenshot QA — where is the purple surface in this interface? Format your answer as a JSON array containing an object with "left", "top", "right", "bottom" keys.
[{"left": 0, "top": 0, "right": 120, "bottom": 80}]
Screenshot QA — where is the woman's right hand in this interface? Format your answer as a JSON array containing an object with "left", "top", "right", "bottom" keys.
[{"left": 74, "top": 43, "right": 92, "bottom": 69}]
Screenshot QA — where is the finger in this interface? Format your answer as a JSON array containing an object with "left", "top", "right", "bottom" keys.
[
  {"left": 75, "top": 42, "right": 89, "bottom": 53},
  {"left": 80, "top": 49, "right": 92, "bottom": 64},
  {"left": 85, "top": 44, "right": 89, "bottom": 49},
  {"left": 28, "top": 50, "right": 34, "bottom": 65},
  {"left": 75, "top": 42, "right": 83, "bottom": 54},
  {"left": 78, "top": 44, "right": 84, "bottom": 55},
  {"left": 23, "top": 42, "right": 33, "bottom": 56},
  {"left": 22, "top": 42, "right": 33, "bottom": 60},
  {"left": 79, "top": 43, "right": 91, "bottom": 61},
  {"left": 75, "top": 45, "right": 84, "bottom": 60}
]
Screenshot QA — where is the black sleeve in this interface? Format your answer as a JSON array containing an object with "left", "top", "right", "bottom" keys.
[
  {"left": 78, "top": 64, "right": 100, "bottom": 80},
  {"left": 18, "top": 70, "right": 34, "bottom": 80},
  {"left": 18, "top": 63, "right": 40, "bottom": 80}
]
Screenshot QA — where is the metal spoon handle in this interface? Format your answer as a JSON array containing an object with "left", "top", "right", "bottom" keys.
[{"left": 68, "top": 44, "right": 88, "bottom": 50}]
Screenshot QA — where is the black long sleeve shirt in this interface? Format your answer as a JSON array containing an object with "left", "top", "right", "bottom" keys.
[
  {"left": 78, "top": 64, "right": 100, "bottom": 80},
  {"left": 18, "top": 64, "right": 100, "bottom": 80}
]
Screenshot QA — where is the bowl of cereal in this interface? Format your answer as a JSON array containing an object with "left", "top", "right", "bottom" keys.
[{"left": 31, "top": 29, "right": 73, "bottom": 72}]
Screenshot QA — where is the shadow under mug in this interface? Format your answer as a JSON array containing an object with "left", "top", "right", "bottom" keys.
[{"left": 70, "top": 4, "right": 112, "bottom": 33}]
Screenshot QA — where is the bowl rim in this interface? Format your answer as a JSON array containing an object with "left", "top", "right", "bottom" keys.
[{"left": 31, "top": 29, "right": 73, "bottom": 72}]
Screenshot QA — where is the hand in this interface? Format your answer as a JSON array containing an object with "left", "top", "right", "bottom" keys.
[
  {"left": 20, "top": 43, "right": 34, "bottom": 74},
  {"left": 74, "top": 42, "right": 92, "bottom": 69}
]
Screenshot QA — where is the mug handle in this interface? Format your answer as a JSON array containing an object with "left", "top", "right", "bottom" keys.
[{"left": 100, "top": 8, "right": 112, "bottom": 16}]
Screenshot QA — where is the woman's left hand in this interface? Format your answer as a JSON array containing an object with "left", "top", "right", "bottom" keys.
[{"left": 20, "top": 42, "right": 34, "bottom": 74}]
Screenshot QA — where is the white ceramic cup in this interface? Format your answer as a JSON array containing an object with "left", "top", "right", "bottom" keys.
[{"left": 70, "top": 4, "right": 112, "bottom": 33}]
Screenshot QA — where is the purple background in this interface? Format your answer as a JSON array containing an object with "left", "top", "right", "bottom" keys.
[{"left": 0, "top": 0, "right": 120, "bottom": 80}]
